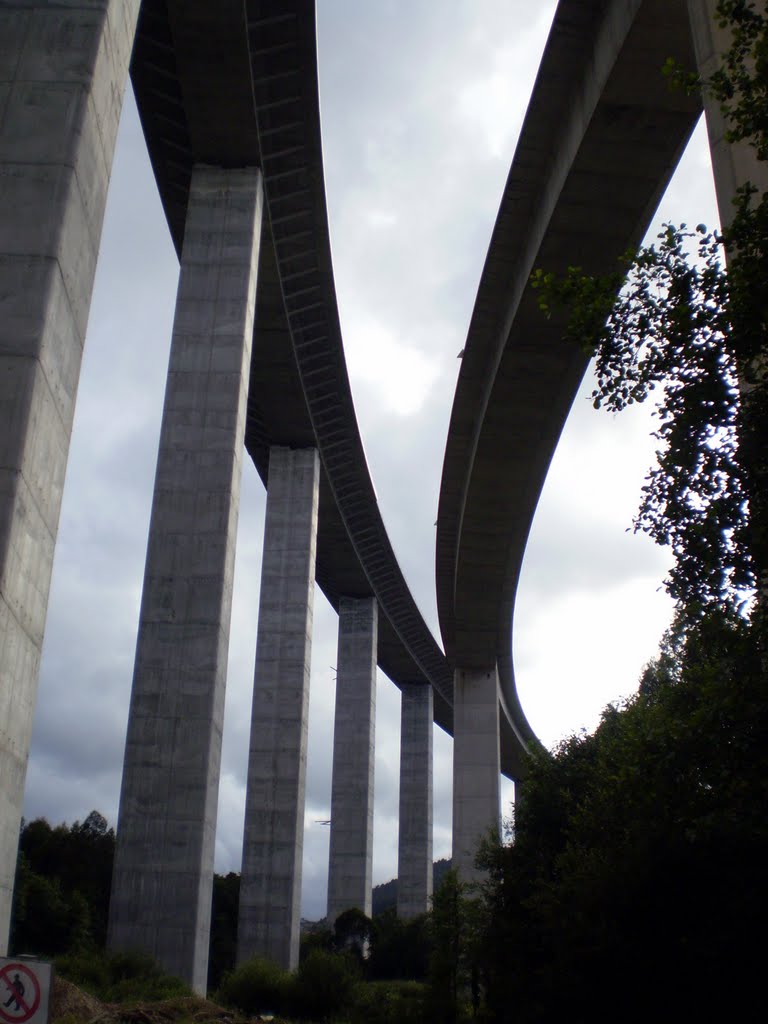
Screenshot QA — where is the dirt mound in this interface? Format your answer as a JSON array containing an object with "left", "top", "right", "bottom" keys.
[
  {"left": 50, "top": 978, "right": 282, "bottom": 1024},
  {"left": 51, "top": 977, "right": 103, "bottom": 1022},
  {"left": 103, "top": 996, "right": 243, "bottom": 1024}
]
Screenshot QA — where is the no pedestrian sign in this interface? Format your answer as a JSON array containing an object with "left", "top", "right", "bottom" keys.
[{"left": 0, "top": 960, "right": 52, "bottom": 1024}]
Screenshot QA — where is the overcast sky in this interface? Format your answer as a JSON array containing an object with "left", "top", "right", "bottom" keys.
[{"left": 22, "top": 2, "right": 720, "bottom": 920}]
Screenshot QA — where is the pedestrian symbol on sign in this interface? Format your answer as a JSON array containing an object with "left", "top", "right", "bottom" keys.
[
  {"left": 2, "top": 975, "right": 24, "bottom": 1012},
  {"left": 0, "top": 964, "right": 41, "bottom": 1024}
]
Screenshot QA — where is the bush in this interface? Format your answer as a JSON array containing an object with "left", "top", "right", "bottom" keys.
[
  {"left": 349, "top": 980, "right": 427, "bottom": 1024},
  {"left": 299, "top": 926, "right": 333, "bottom": 963},
  {"left": 216, "top": 957, "right": 291, "bottom": 1016},
  {"left": 54, "top": 953, "right": 110, "bottom": 996},
  {"left": 293, "top": 949, "right": 358, "bottom": 1021},
  {"left": 55, "top": 950, "right": 189, "bottom": 1002},
  {"left": 368, "top": 909, "right": 430, "bottom": 980}
]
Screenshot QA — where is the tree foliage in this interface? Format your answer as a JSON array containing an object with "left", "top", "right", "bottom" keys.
[
  {"left": 425, "top": 868, "right": 488, "bottom": 1024},
  {"left": 533, "top": 0, "right": 768, "bottom": 627},
  {"left": 478, "top": 7, "right": 768, "bottom": 1021},
  {"left": 12, "top": 811, "right": 115, "bottom": 954},
  {"left": 367, "top": 908, "right": 430, "bottom": 981},
  {"left": 534, "top": 223, "right": 748, "bottom": 612},
  {"left": 479, "top": 610, "right": 768, "bottom": 1023},
  {"left": 208, "top": 870, "right": 240, "bottom": 991}
]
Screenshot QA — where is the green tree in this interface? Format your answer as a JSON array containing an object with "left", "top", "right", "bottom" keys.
[
  {"left": 294, "top": 948, "right": 359, "bottom": 1022},
  {"left": 367, "top": 908, "right": 430, "bottom": 981},
  {"left": 426, "top": 868, "right": 482, "bottom": 1023},
  {"left": 479, "top": 610, "right": 767, "bottom": 1023},
  {"left": 208, "top": 871, "right": 239, "bottom": 991},
  {"left": 11, "top": 855, "right": 82, "bottom": 955},
  {"left": 332, "top": 906, "right": 373, "bottom": 964},
  {"left": 533, "top": 0, "right": 768, "bottom": 632},
  {"left": 13, "top": 811, "right": 115, "bottom": 952},
  {"left": 215, "top": 956, "right": 292, "bottom": 1016}
]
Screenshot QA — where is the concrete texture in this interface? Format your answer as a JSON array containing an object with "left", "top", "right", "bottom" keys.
[
  {"left": 238, "top": 446, "right": 320, "bottom": 971},
  {"left": 452, "top": 668, "right": 500, "bottom": 882},
  {"left": 397, "top": 684, "right": 433, "bottom": 918},
  {"left": 0, "top": 0, "right": 139, "bottom": 954},
  {"left": 108, "top": 165, "right": 263, "bottom": 994},
  {"left": 327, "top": 597, "right": 378, "bottom": 922},
  {"left": 687, "top": 0, "right": 767, "bottom": 227}
]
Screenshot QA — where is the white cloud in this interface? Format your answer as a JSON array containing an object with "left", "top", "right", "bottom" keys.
[
  {"left": 515, "top": 577, "right": 674, "bottom": 750},
  {"left": 454, "top": 4, "right": 555, "bottom": 162},
  {"left": 365, "top": 209, "right": 398, "bottom": 229},
  {"left": 343, "top": 316, "right": 443, "bottom": 417}
]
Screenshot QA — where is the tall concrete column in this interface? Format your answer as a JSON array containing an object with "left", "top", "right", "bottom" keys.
[
  {"left": 686, "top": 0, "right": 767, "bottom": 230},
  {"left": 397, "top": 683, "right": 433, "bottom": 918},
  {"left": 327, "top": 597, "right": 378, "bottom": 922},
  {"left": 238, "top": 446, "right": 320, "bottom": 971},
  {"left": 0, "top": 0, "right": 139, "bottom": 954},
  {"left": 108, "top": 165, "right": 263, "bottom": 994},
  {"left": 687, "top": 0, "right": 768, "bottom": 614},
  {"left": 452, "top": 667, "right": 501, "bottom": 882}
]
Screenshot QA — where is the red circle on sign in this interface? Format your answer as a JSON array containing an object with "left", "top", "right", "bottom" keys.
[{"left": 0, "top": 964, "right": 41, "bottom": 1024}]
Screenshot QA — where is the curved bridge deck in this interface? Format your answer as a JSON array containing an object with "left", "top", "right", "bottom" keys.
[
  {"left": 438, "top": 0, "right": 703, "bottom": 776},
  {"left": 130, "top": 0, "right": 454, "bottom": 732}
]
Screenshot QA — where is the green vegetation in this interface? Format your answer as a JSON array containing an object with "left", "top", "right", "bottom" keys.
[
  {"left": 13, "top": 811, "right": 115, "bottom": 955},
  {"left": 215, "top": 950, "right": 426, "bottom": 1023},
  {"left": 532, "top": 0, "right": 768, "bottom": 630},
  {"left": 477, "top": 610, "right": 767, "bottom": 1022},
  {"left": 55, "top": 950, "right": 190, "bottom": 1003},
  {"left": 216, "top": 955, "right": 292, "bottom": 1016},
  {"left": 208, "top": 871, "right": 239, "bottom": 990},
  {"left": 345, "top": 980, "right": 426, "bottom": 1024}
]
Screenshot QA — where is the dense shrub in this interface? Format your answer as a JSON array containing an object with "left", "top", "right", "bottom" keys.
[
  {"left": 348, "top": 979, "right": 427, "bottom": 1024},
  {"left": 368, "top": 909, "right": 430, "bottom": 980},
  {"left": 215, "top": 957, "right": 291, "bottom": 1016},
  {"left": 54, "top": 952, "right": 110, "bottom": 996},
  {"left": 299, "top": 925, "right": 333, "bottom": 963},
  {"left": 55, "top": 950, "right": 189, "bottom": 1002},
  {"left": 293, "top": 949, "right": 358, "bottom": 1021}
]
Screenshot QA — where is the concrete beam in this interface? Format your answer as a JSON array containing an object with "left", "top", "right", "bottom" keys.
[
  {"left": 0, "top": 0, "right": 139, "bottom": 953},
  {"left": 397, "top": 683, "right": 433, "bottom": 918},
  {"left": 327, "top": 597, "right": 377, "bottom": 922},
  {"left": 108, "top": 165, "right": 263, "bottom": 994},
  {"left": 238, "top": 446, "right": 320, "bottom": 971},
  {"left": 452, "top": 667, "right": 500, "bottom": 881}
]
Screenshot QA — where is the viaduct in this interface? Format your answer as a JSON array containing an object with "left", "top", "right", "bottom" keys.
[{"left": 0, "top": 0, "right": 756, "bottom": 995}]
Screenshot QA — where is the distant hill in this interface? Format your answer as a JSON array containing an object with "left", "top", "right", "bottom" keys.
[{"left": 372, "top": 858, "right": 452, "bottom": 916}]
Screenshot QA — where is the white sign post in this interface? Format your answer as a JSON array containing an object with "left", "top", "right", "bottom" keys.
[{"left": 0, "top": 959, "right": 53, "bottom": 1024}]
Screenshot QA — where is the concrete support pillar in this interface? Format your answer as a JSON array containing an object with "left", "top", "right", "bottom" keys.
[
  {"left": 686, "top": 0, "right": 767, "bottom": 230},
  {"left": 397, "top": 684, "right": 433, "bottom": 918},
  {"left": 687, "top": 0, "right": 768, "bottom": 615},
  {"left": 452, "top": 667, "right": 500, "bottom": 882},
  {"left": 327, "top": 597, "right": 378, "bottom": 923},
  {"left": 0, "top": 0, "right": 139, "bottom": 954},
  {"left": 238, "top": 446, "right": 320, "bottom": 971},
  {"left": 108, "top": 165, "right": 263, "bottom": 994}
]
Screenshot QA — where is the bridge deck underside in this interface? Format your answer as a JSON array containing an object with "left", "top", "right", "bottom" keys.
[
  {"left": 438, "top": 0, "right": 703, "bottom": 768},
  {"left": 130, "top": 0, "right": 455, "bottom": 740},
  {"left": 129, "top": 0, "right": 709, "bottom": 780}
]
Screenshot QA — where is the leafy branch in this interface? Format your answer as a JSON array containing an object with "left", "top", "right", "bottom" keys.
[{"left": 532, "top": 0, "right": 768, "bottom": 627}]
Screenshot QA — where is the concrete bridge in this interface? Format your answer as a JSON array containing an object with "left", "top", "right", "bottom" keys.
[{"left": 0, "top": 0, "right": 750, "bottom": 996}]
